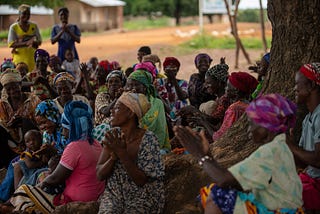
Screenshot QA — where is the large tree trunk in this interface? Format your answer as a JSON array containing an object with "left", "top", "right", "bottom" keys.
[{"left": 164, "top": 1, "right": 320, "bottom": 213}]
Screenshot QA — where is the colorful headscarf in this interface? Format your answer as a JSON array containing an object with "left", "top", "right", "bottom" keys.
[
  {"left": 117, "top": 92, "right": 151, "bottom": 119},
  {"left": 35, "top": 100, "right": 61, "bottom": 125},
  {"left": 206, "top": 64, "right": 229, "bottom": 83},
  {"left": 34, "top": 49, "right": 50, "bottom": 63},
  {"left": 128, "top": 69, "right": 156, "bottom": 97},
  {"left": 99, "top": 60, "right": 113, "bottom": 73},
  {"left": 110, "top": 61, "right": 121, "bottom": 70},
  {"left": 229, "top": 72, "right": 258, "bottom": 94},
  {"left": 246, "top": 94, "right": 297, "bottom": 133},
  {"left": 163, "top": 57, "right": 181, "bottom": 69},
  {"left": 106, "top": 70, "right": 126, "bottom": 86},
  {"left": 299, "top": 63, "right": 320, "bottom": 85},
  {"left": 53, "top": 72, "right": 75, "bottom": 86},
  {"left": 134, "top": 62, "right": 157, "bottom": 79},
  {"left": 0, "top": 69, "right": 22, "bottom": 86},
  {"left": 262, "top": 53, "right": 270, "bottom": 64},
  {"left": 61, "top": 101, "right": 94, "bottom": 144},
  {"left": 1, "top": 58, "right": 15, "bottom": 72},
  {"left": 194, "top": 53, "right": 213, "bottom": 67},
  {"left": 18, "top": 4, "right": 30, "bottom": 13}
]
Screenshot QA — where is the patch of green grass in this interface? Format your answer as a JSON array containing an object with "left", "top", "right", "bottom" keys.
[
  {"left": 124, "top": 16, "right": 171, "bottom": 30},
  {"left": 40, "top": 27, "right": 52, "bottom": 39},
  {"left": 180, "top": 33, "right": 272, "bottom": 50}
]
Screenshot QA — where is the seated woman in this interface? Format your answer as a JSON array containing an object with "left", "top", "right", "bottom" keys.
[
  {"left": 250, "top": 52, "right": 270, "bottom": 99},
  {"left": 96, "top": 92, "right": 164, "bottom": 213},
  {"left": 126, "top": 69, "right": 171, "bottom": 154},
  {"left": 94, "top": 70, "right": 126, "bottom": 125},
  {"left": 52, "top": 72, "right": 90, "bottom": 113},
  {"left": 9, "top": 101, "right": 105, "bottom": 213},
  {"left": 155, "top": 57, "right": 189, "bottom": 120},
  {"left": 211, "top": 72, "right": 258, "bottom": 141},
  {"left": 174, "top": 94, "right": 303, "bottom": 213},
  {"left": 34, "top": 100, "right": 68, "bottom": 155},
  {"left": 25, "top": 49, "right": 58, "bottom": 101},
  {"left": 0, "top": 69, "right": 40, "bottom": 164},
  {"left": 179, "top": 62, "right": 230, "bottom": 131},
  {"left": 188, "top": 53, "right": 213, "bottom": 108}
]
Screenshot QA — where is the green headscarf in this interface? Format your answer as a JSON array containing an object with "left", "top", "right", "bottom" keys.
[{"left": 128, "top": 69, "right": 156, "bottom": 97}]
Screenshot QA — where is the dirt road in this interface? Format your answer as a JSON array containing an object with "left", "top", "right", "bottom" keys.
[{"left": 0, "top": 22, "right": 271, "bottom": 79}]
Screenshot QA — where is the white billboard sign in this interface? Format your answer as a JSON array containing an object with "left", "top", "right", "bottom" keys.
[{"left": 203, "top": 0, "right": 227, "bottom": 14}]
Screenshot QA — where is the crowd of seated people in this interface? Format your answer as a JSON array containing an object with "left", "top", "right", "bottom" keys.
[{"left": 0, "top": 5, "right": 320, "bottom": 214}]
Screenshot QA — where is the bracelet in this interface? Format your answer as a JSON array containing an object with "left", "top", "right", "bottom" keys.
[{"left": 198, "top": 155, "right": 211, "bottom": 166}]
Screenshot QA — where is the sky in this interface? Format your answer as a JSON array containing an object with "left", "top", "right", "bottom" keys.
[{"left": 238, "top": 0, "right": 268, "bottom": 9}]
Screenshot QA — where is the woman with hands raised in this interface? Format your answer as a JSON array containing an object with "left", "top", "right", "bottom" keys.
[
  {"left": 97, "top": 92, "right": 165, "bottom": 214},
  {"left": 174, "top": 94, "right": 303, "bottom": 214}
]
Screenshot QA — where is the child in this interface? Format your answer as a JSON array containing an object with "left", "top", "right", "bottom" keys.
[
  {"left": 61, "top": 48, "right": 80, "bottom": 81},
  {"left": 13, "top": 130, "right": 44, "bottom": 190},
  {"left": 39, "top": 155, "right": 65, "bottom": 195}
]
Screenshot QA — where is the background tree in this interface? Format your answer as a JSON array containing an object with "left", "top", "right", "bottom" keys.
[
  {"left": 259, "top": 0, "right": 268, "bottom": 52},
  {"left": 164, "top": 0, "right": 320, "bottom": 212},
  {"left": 224, "top": 0, "right": 252, "bottom": 68},
  {"left": 122, "top": 0, "right": 198, "bottom": 25},
  {"left": 0, "top": 0, "right": 63, "bottom": 8}
]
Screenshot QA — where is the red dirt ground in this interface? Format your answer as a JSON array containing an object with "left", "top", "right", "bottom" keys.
[{"left": 0, "top": 22, "right": 272, "bottom": 80}]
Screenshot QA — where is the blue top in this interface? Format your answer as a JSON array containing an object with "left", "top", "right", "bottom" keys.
[
  {"left": 51, "top": 24, "right": 81, "bottom": 61},
  {"left": 299, "top": 104, "right": 320, "bottom": 178}
]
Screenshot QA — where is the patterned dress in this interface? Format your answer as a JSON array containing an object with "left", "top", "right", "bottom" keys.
[
  {"left": 212, "top": 100, "right": 249, "bottom": 141},
  {"left": 0, "top": 92, "right": 40, "bottom": 144},
  {"left": 94, "top": 92, "right": 114, "bottom": 125},
  {"left": 156, "top": 78, "right": 189, "bottom": 119},
  {"left": 26, "top": 71, "right": 56, "bottom": 100},
  {"left": 98, "top": 131, "right": 165, "bottom": 214},
  {"left": 188, "top": 73, "right": 212, "bottom": 109}
]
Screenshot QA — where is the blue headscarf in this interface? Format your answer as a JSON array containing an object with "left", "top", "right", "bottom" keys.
[
  {"left": 35, "top": 100, "right": 61, "bottom": 125},
  {"left": 262, "top": 53, "right": 270, "bottom": 64},
  {"left": 61, "top": 101, "right": 94, "bottom": 145}
]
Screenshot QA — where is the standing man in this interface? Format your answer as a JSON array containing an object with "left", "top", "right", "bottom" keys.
[
  {"left": 8, "top": 4, "right": 42, "bottom": 72},
  {"left": 51, "top": 8, "right": 81, "bottom": 62}
]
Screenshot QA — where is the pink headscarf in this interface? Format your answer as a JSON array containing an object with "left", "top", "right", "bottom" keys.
[
  {"left": 246, "top": 94, "right": 296, "bottom": 133},
  {"left": 134, "top": 62, "right": 157, "bottom": 79}
]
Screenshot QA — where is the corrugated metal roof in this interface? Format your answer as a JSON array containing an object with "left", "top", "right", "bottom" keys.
[
  {"left": 0, "top": 5, "right": 53, "bottom": 15},
  {"left": 79, "top": 0, "right": 126, "bottom": 7}
]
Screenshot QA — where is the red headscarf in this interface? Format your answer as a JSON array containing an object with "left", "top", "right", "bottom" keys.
[
  {"left": 229, "top": 72, "right": 258, "bottom": 94},
  {"left": 163, "top": 57, "right": 180, "bottom": 69},
  {"left": 299, "top": 63, "right": 320, "bottom": 85},
  {"left": 99, "top": 60, "right": 113, "bottom": 73}
]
